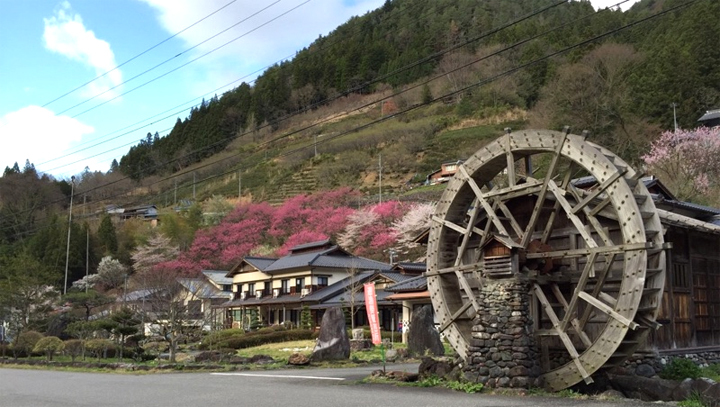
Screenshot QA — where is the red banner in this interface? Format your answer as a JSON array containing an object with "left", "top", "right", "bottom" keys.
[{"left": 364, "top": 283, "right": 382, "bottom": 345}]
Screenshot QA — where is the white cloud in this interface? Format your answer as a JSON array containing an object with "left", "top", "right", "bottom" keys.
[
  {"left": 0, "top": 106, "right": 95, "bottom": 174},
  {"left": 43, "top": 1, "right": 123, "bottom": 100},
  {"left": 139, "top": 0, "right": 384, "bottom": 89}
]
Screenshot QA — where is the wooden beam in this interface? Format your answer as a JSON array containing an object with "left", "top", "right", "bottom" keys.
[
  {"left": 521, "top": 131, "right": 569, "bottom": 247},
  {"left": 525, "top": 242, "right": 652, "bottom": 259},
  {"left": 546, "top": 179, "right": 598, "bottom": 249},
  {"left": 578, "top": 291, "right": 639, "bottom": 330},
  {"left": 559, "top": 252, "right": 597, "bottom": 334},
  {"left": 534, "top": 284, "right": 593, "bottom": 384},
  {"left": 459, "top": 166, "right": 510, "bottom": 237},
  {"left": 550, "top": 283, "right": 592, "bottom": 348},
  {"left": 571, "top": 169, "right": 626, "bottom": 215},
  {"left": 439, "top": 300, "right": 474, "bottom": 333},
  {"left": 506, "top": 136, "right": 516, "bottom": 187}
]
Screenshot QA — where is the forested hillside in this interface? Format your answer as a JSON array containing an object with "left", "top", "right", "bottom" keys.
[{"left": 116, "top": 0, "right": 719, "bottom": 183}]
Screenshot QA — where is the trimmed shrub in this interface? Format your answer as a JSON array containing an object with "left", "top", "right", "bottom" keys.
[
  {"left": 63, "top": 339, "right": 84, "bottom": 361},
  {"left": 660, "top": 358, "right": 701, "bottom": 380},
  {"left": 215, "top": 329, "right": 314, "bottom": 350},
  {"left": 85, "top": 339, "right": 116, "bottom": 359},
  {"left": 33, "top": 336, "right": 65, "bottom": 361},
  {"left": 13, "top": 331, "right": 43, "bottom": 358}
]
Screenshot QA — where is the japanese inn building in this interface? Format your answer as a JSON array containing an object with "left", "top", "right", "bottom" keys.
[{"left": 217, "top": 239, "right": 423, "bottom": 330}]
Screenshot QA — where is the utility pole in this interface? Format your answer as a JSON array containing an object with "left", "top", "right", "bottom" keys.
[
  {"left": 174, "top": 179, "right": 177, "bottom": 205},
  {"left": 85, "top": 227, "right": 89, "bottom": 293},
  {"left": 63, "top": 175, "right": 75, "bottom": 295},
  {"left": 378, "top": 154, "right": 383, "bottom": 204},
  {"left": 238, "top": 170, "right": 242, "bottom": 198},
  {"left": 193, "top": 172, "right": 196, "bottom": 200},
  {"left": 672, "top": 102, "right": 678, "bottom": 132},
  {"left": 314, "top": 134, "right": 317, "bottom": 158}
]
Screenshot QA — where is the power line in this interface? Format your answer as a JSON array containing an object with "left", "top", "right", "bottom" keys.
[
  {"left": 2, "top": 0, "right": 567, "bottom": 238},
  {"left": 65, "top": 1, "right": 312, "bottom": 120},
  {"left": 33, "top": 0, "right": 437, "bottom": 172},
  {"left": 2, "top": 0, "right": 692, "bottom": 242},
  {"left": 42, "top": 0, "right": 240, "bottom": 108},
  {"left": 54, "top": 1, "right": 283, "bottom": 117}
]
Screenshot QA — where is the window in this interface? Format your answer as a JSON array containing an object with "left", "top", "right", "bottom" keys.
[
  {"left": 281, "top": 279, "right": 289, "bottom": 294},
  {"left": 248, "top": 283, "right": 255, "bottom": 294},
  {"left": 317, "top": 276, "right": 328, "bottom": 288},
  {"left": 222, "top": 284, "right": 232, "bottom": 292},
  {"left": 263, "top": 281, "right": 270, "bottom": 296},
  {"left": 295, "top": 278, "right": 305, "bottom": 292}
]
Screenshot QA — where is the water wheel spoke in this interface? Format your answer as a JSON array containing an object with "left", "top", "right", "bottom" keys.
[
  {"left": 506, "top": 136, "right": 516, "bottom": 187},
  {"left": 547, "top": 179, "right": 599, "bottom": 249},
  {"left": 578, "top": 253, "right": 616, "bottom": 330},
  {"left": 459, "top": 166, "right": 511, "bottom": 238},
  {"left": 455, "top": 270, "right": 482, "bottom": 313},
  {"left": 455, "top": 198, "right": 484, "bottom": 264},
  {"left": 559, "top": 252, "right": 598, "bottom": 334},
  {"left": 534, "top": 283, "right": 593, "bottom": 384},
  {"left": 571, "top": 169, "right": 626, "bottom": 215},
  {"left": 550, "top": 284, "right": 592, "bottom": 348},
  {"left": 496, "top": 199, "right": 524, "bottom": 238},
  {"left": 432, "top": 216, "right": 469, "bottom": 235},
  {"left": 483, "top": 181, "right": 543, "bottom": 200},
  {"left": 577, "top": 291, "right": 639, "bottom": 330},
  {"left": 540, "top": 163, "right": 576, "bottom": 244},
  {"left": 521, "top": 131, "right": 570, "bottom": 247},
  {"left": 439, "top": 301, "right": 474, "bottom": 333}
]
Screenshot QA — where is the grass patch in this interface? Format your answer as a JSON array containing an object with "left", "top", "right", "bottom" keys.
[{"left": 679, "top": 392, "right": 707, "bottom": 407}]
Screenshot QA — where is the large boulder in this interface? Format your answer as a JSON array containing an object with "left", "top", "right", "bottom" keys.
[
  {"left": 311, "top": 307, "right": 350, "bottom": 361},
  {"left": 609, "top": 374, "right": 679, "bottom": 401},
  {"left": 408, "top": 305, "right": 444, "bottom": 357}
]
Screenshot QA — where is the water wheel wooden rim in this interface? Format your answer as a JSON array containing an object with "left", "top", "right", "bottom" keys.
[{"left": 426, "top": 129, "right": 666, "bottom": 391}]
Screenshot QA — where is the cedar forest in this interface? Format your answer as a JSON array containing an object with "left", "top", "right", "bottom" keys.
[{"left": 1, "top": 0, "right": 720, "bottom": 337}]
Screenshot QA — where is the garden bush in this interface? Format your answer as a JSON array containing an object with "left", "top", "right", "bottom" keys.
[
  {"left": 13, "top": 331, "right": 43, "bottom": 358},
  {"left": 85, "top": 339, "right": 116, "bottom": 359},
  {"left": 660, "top": 358, "right": 702, "bottom": 380},
  {"left": 33, "top": 336, "right": 65, "bottom": 361},
  {"left": 63, "top": 339, "right": 84, "bottom": 361}
]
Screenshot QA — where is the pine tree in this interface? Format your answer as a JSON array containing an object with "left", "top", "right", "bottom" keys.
[
  {"left": 300, "top": 304, "right": 312, "bottom": 330},
  {"left": 97, "top": 215, "right": 118, "bottom": 256}
]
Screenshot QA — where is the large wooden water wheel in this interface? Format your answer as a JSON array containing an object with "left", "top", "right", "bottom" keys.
[{"left": 427, "top": 129, "right": 667, "bottom": 391}]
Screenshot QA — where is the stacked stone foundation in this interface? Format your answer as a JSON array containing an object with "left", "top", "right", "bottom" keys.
[{"left": 462, "top": 277, "right": 541, "bottom": 388}]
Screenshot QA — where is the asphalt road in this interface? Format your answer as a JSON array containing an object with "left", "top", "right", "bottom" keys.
[{"left": 0, "top": 364, "right": 658, "bottom": 407}]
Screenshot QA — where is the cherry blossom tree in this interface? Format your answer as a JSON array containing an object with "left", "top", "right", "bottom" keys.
[
  {"left": 338, "top": 200, "right": 407, "bottom": 257},
  {"left": 642, "top": 127, "right": 720, "bottom": 203}
]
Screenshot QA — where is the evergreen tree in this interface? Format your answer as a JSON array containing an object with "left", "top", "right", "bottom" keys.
[{"left": 97, "top": 215, "right": 118, "bottom": 256}]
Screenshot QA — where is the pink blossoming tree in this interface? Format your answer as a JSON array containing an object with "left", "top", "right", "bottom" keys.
[{"left": 642, "top": 127, "right": 720, "bottom": 203}]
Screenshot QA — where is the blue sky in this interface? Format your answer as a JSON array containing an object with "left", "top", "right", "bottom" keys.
[{"left": 0, "top": 0, "right": 636, "bottom": 180}]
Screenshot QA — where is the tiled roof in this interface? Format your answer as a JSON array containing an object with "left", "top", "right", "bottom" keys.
[
  {"left": 244, "top": 256, "right": 277, "bottom": 271},
  {"left": 698, "top": 109, "right": 720, "bottom": 122},
  {"left": 386, "top": 275, "right": 428, "bottom": 293},
  {"left": 177, "top": 278, "right": 232, "bottom": 300},
  {"left": 309, "top": 288, "right": 395, "bottom": 309},
  {"left": 263, "top": 245, "right": 390, "bottom": 273},
  {"left": 392, "top": 262, "right": 426, "bottom": 273},
  {"left": 289, "top": 239, "right": 331, "bottom": 252},
  {"left": 202, "top": 270, "right": 233, "bottom": 286},
  {"left": 117, "top": 288, "right": 159, "bottom": 302}
]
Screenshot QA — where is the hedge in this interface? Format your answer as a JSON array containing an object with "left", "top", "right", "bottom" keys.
[{"left": 200, "top": 329, "right": 314, "bottom": 350}]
